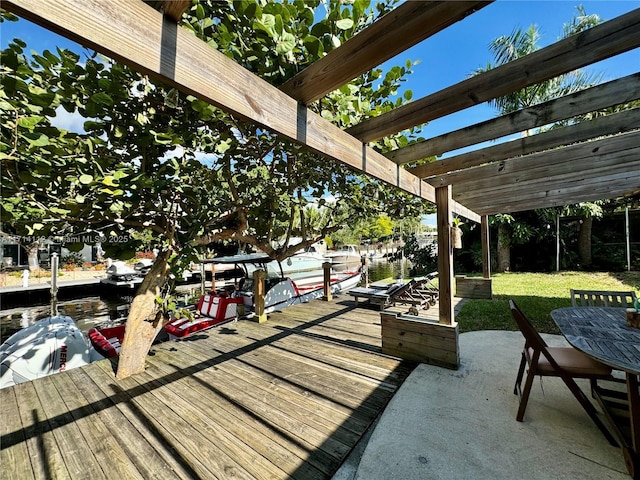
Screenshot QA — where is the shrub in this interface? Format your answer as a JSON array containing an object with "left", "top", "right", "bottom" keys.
[{"left": 61, "top": 252, "right": 84, "bottom": 268}]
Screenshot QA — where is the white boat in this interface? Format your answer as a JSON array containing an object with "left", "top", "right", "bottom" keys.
[
  {"left": 281, "top": 252, "right": 327, "bottom": 274},
  {"left": 100, "top": 261, "right": 143, "bottom": 288},
  {"left": 203, "top": 253, "right": 362, "bottom": 316},
  {"left": 326, "top": 244, "right": 362, "bottom": 265},
  {"left": 0, "top": 315, "right": 96, "bottom": 389},
  {"left": 292, "top": 241, "right": 331, "bottom": 262}
]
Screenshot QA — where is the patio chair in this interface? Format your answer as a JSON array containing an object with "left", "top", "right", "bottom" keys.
[
  {"left": 509, "top": 300, "right": 618, "bottom": 446},
  {"left": 570, "top": 289, "right": 638, "bottom": 308}
]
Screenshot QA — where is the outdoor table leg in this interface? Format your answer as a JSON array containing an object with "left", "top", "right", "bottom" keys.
[{"left": 625, "top": 374, "right": 640, "bottom": 478}]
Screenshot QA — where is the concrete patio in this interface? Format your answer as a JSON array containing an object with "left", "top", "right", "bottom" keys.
[{"left": 336, "top": 330, "right": 629, "bottom": 480}]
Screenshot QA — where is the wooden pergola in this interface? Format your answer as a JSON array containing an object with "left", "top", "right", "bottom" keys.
[{"left": 4, "top": 0, "right": 639, "bottom": 335}]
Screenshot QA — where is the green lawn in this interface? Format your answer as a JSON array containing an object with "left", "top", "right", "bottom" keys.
[{"left": 456, "top": 271, "right": 640, "bottom": 334}]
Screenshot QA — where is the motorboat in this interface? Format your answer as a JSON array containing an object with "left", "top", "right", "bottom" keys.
[
  {"left": 134, "top": 258, "right": 154, "bottom": 275},
  {"left": 0, "top": 315, "right": 96, "bottom": 389},
  {"left": 200, "top": 253, "right": 362, "bottom": 318},
  {"left": 292, "top": 241, "right": 331, "bottom": 262},
  {"left": 326, "top": 244, "right": 362, "bottom": 265},
  {"left": 281, "top": 252, "right": 327, "bottom": 274},
  {"left": 101, "top": 253, "right": 361, "bottom": 344},
  {"left": 100, "top": 260, "right": 143, "bottom": 288},
  {"left": 86, "top": 292, "right": 241, "bottom": 351}
]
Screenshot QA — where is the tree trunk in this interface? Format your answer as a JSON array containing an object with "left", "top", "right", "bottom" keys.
[
  {"left": 497, "top": 223, "right": 511, "bottom": 273},
  {"left": 26, "top": 242, "right": 40, "bottom": 272},
  {"left": 116, "top": 249, "right": 170, "bottom": 379},
  {"left": 578, "top": 216, "right": 593, "bottom": 267}
]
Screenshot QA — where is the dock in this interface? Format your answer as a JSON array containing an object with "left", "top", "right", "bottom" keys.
[{"left": 0, "top": 297, "right": 423, "bottom": 480}]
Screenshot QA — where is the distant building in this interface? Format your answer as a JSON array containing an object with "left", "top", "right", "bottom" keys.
[{"left": 1, "top": 238, "right": 97, "bottom": 269}]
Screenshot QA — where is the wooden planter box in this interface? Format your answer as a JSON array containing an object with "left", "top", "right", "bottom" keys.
[
  {"left": 455, "top": 275, "right": 492, "bottom": 299},
  {"left": 381, "top": 311, "right": 459, "bottom": 369}
]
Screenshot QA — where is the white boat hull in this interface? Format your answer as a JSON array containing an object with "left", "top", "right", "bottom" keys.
[
  {"left": 237, "top": 270, "right": 362, "bottom": 315},
  {"left": 0, "top": 316, "right": 92, "bottom": 389},
  {"left": 202, "top": 253, "right": 362, "bottom": 317}
]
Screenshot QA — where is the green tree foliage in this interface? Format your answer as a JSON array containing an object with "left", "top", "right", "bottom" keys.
[
  {"left": 402, "top": 233, "right": 437, "bottom": 275},
  {"left": 0, "top": 1, "right": 428, "bottom": 377}
]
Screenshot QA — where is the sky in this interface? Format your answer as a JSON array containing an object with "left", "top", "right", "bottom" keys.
[{"left": 1, "top": 0, "right": 639, "bottom": 225}]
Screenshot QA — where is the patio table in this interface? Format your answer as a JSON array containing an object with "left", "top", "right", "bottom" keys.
[{"left": 551, "top": 306, "right": 640, "bottom": 479}]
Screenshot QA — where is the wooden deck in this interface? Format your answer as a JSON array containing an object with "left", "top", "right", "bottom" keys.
[{"left": 1, "top": 297, "right": 418, "bottom": 480}]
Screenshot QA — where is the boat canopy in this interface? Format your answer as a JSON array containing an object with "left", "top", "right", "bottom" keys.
[{"left": 202, "top": 253, "right": 274, "bottom": 265}]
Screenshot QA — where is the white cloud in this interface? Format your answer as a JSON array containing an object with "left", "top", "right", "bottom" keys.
[{"left": 50, "top": 105, "right": 86, "bottom": 133}]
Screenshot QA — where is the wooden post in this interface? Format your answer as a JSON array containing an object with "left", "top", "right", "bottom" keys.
[
  {"left": 361, "top": 255, "right": 369, "bottom": 287},
  {"left": 626, "top": 206, "right": 631, "bottom": 272},
  {"left": 556, "top": 214, "right": 560, "bottom": 272},
  {"left": 253, "top": 269, "right": 267, "bottom": 323},
  {"left": 436, "top": 186, "right": 454, "bottom": 325},
  {"left": 50, "top": 253, "right": 59, "bottom": 317},
  {"left": 322, "top": 261, "right": 332, "bottom": 301},
  {"left": 210, "top": 261, "right": 216, "bottom": 291},
  {"left": 200, "top": 259, "right": 206, "bottom": 294},
  {"left": 481, "top": 215, "right": 491, "bottom": 278}
]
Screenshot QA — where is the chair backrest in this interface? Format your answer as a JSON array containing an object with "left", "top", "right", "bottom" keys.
[
  {"left": 387, "top": 279, "right": 416, "bottom": 298},
  {"left": 570, "top": 289, "right": 637, "bottom": 308},
  {"left": 385, "top": 282, "right": 406, "bottom": 296},
  {"left": 509, "top": 300, "right": 548, "bottom": 352}
]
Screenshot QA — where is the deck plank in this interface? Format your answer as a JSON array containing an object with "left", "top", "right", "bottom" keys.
[
  {"left": 0, "top": 387, "right": 35, "bottom": 480},
  {"left": 64, "top": 366, "right": 196, "bottom": 480},
  {"left": 155, "top": 341, "right": 353, "bottom": 461},
  {"left": 13, "top": 381, "right": 69, "bottom": 479},
  {"left": 50, "top": 372, "right": 146, "bottom": 480},
  {"left": 140, "top": 355, "right": 328, "bottom": 480},
  {"left": 173, "top": 340, "right": 362, "bottom": 446},
  {"left": 32, "top": 375, "right": 107, "bottom": 479},
  {"left": 80, "top": 361, "right": 207, "bottom": 479},
  {"left": 239, "top": 320, "right": 413, "bottom": 382},
  {"left": 185, "top": 327, "right": 389, "bottom": 411},
  {"left": 0, "top": 298, "right": 415, "bottom": 479},
  {"left": 92, "top": 359, "right": 253, "bottom": 480}
]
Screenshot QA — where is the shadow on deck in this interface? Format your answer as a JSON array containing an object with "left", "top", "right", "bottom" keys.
[{"left": 1, "top": 295, "right": 418, "bottom": 480}]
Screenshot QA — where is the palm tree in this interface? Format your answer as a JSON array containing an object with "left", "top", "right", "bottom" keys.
[{"left": 474, "top": 7, "right": 602, "bottom": 272}]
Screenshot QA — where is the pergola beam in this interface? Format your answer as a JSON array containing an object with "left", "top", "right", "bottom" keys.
[
  {"left": 280, "top": 1, "right": 491, "bottom": 105},
  {"left": 427, "top": 130, "right": 640, "bottom": 188},
  {"left": 456, "top": 158, "right": 640, "bottom": 205},
  {"left": 2, "top": 0, "right": 480, "bottom": 222},
  {"left": 346, "top": 9, "right": 640, "bottom": 142},
  {"left": 145, "top": 0, "right": 191, "bottom": 22},
  {"left": 462, "top": 171, "right": 640, "bottom": 215},
  {"left": 396, "top": 73, "right": 640, "bottom": 168},
  {"left": 411, "top": 108, "right": 640, "bottom": 180}
]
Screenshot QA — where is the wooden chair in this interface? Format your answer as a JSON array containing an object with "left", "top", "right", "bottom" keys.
[
  {"left": 570, "top": 289, "right": 638, "bottom": 308},
  {"left": 509, "top": 300, "right": 618, "bottom": 446}
]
